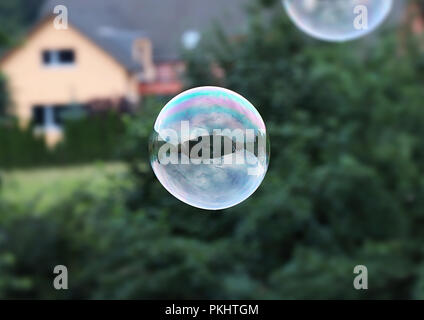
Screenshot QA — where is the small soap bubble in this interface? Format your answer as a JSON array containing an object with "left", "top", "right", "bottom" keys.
[
  {"left": 149, "top": 86, "right": 270, "bottom": 210},
  {"left": 283, "top": 0, "right": 393, "bottom": 42}
]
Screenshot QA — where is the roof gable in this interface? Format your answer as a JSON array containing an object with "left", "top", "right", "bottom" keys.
[{"left": 0, "top": 15, "right": 136, "bottom": 73}]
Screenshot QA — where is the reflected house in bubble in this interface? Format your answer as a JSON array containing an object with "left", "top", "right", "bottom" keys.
[{"left": 0, "top": 0, "right": 249, "bottom": 147}]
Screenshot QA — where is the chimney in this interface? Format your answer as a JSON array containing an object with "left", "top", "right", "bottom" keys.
[{"left": 133, "top": 38, "right": 156, "bottom": 83}]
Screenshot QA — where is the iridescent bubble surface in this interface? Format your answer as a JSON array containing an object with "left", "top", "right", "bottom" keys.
[
  {"left": 283, "top": 0, "right": 393, "bottom": 42},
  {"left": 150, "top": 87, "right": 269, "bottom": 210}
]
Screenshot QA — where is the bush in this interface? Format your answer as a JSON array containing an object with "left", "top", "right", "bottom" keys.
[
  {"left": 0, "top": 74, "right": 8, "bottom": 118},
  {"left": 0, "top": 120, "right": 51, "bottom": 168},
  {"left": 0, "top": 112, "right": 126, "bottom": 169},
  {"left": 54, "top": 112, "right": 127, "bottom": 165}
]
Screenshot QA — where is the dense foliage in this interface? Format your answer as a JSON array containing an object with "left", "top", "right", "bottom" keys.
[
  {"left": 1, "top": 0, "right": 424, "bottom": 299},
  {"left": 0, "top": 74, "right": 7, "bottom": 118},
  {"left": 0, "top": 113, "right": 126, "bottom": 169},
  {"left": 0, "top": 0, "right": 45, "bottom": 37}
]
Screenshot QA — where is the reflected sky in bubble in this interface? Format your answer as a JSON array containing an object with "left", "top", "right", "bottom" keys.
[
  {"left": 150, "top": 87, "right": 269, "bottom": 210},
  {"left": 283, "top": 0, "right": 393, "bottom": 42}
]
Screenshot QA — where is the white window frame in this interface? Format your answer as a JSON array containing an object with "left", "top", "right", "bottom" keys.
[
  {"left": 34, "top": 105, "right": 63, "bottom": 133},
  {"left": 42, "top": 49, "right": 76, "bottom": 68}
]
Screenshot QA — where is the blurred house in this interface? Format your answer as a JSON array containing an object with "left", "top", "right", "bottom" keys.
[
  {"left": 0, "top": 0, "right": 249, "bottom": 146},
  {"left": 406, "top": 0, "right": 424, "bottom": 34}
]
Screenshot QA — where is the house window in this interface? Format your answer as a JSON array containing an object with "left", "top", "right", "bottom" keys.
[
  {"left": 32, "top": 105, "right": 68, "bottom": 130},
  {"left": 33, "top": 105, "right": 45, "bottom": 126},
  {"left": 42, "top": 49, "right": 75, "bottom": 66}
]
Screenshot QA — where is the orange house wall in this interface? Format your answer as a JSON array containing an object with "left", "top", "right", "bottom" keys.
[{"left": 0, "top": 17, "right": 139, "bottom": 128}]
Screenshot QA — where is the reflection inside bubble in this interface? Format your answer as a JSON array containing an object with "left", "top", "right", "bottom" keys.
[{"left": 283, "top": 0, "right": 393, "bottom": 42}]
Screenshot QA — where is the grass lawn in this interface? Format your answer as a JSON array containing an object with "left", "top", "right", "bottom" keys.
[{"left": 0, "top": 162, "right": 129, "bottom": 212}]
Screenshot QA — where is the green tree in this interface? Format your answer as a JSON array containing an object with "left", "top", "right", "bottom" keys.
[
  {"left": 0, "top": 0, "right": 45, "bottom": 37},
  {"left": 182, "top": 0, "right": 424, "bottom": 299}
]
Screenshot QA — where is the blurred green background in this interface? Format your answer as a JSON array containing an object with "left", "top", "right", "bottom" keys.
[{"left": 1, "top": 0, "right": 424, "bottom": 299}]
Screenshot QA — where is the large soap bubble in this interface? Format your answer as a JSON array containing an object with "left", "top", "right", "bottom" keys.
[
  {"left": 283, "top": 0, "right": 393, "bottom": 42},
  {"left": 150, "top": 87, "right": 270, "bottom": 210}
]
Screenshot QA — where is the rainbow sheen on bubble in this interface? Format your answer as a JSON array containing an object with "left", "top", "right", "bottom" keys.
[
  {"left": 150, "top": 86, "right": 269, "bottom": 210},
  {"left": 283, "top": 0, "right": 393, "bottom": 42}
]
